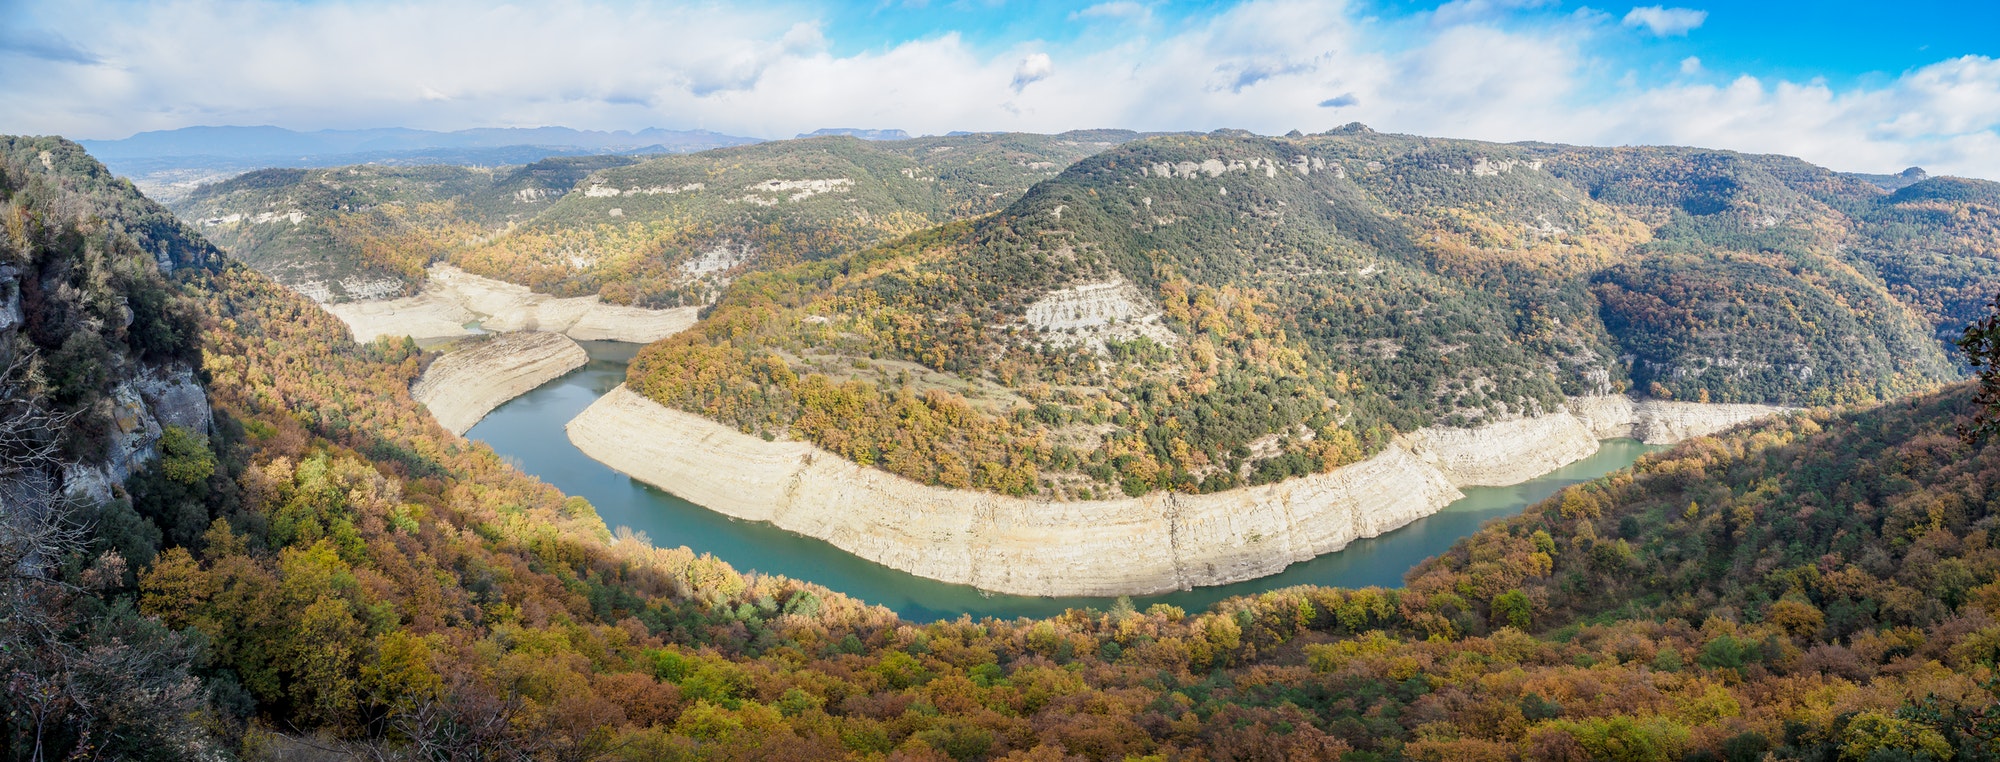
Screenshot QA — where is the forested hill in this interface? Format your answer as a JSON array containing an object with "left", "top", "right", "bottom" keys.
[
  {"left": 458, "top": 130, "right": 1141, "bottom": 306},
  {"left": 166, "top": 130, "right": 1141, "bottom": 306},
  {"left": 630, "top": 126, "right": 1997, "bottom": 500},
  {"left": 170, "top": 155, "right": 646, "bottom": 300},
  {"left": 6, "top": 134, "right": 1999, "bottom": 762}
]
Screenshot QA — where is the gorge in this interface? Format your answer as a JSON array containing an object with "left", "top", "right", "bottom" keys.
[{"left": 468, "top": 341, "right": 1667, "bottom": 619}]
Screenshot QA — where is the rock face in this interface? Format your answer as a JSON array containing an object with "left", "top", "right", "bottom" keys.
[
  {"left": 567, "top": 387, "right": 1786, "bottom": 597},
  {"left": 1020, "top": 278, "right": 1178, "bottom": 353},
  {"left": 1400, "top": 396, "right": 1784, "bottom": 487},
  {"left": 0, "top": 265, "right": 21, "bottom": 332},
  {"left": 413, "top": 332, "right": 588, "bottom": 435},
  {"left": 326, "top": 264, "right": 698, "bottom": 344},
  {"left": 61, "top": 366, "right": 213, "bottom": 505}
]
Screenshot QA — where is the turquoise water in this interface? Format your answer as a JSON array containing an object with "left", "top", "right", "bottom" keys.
[{"left": 467, "top": 341, "right": 1661, "bottom": 622}]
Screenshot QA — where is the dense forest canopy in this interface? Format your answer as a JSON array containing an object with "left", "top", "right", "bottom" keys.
[
  {"left": 629, "top": 128, "right": 1995, "bottom": 501},
  {"left": 4, "top": 137, "right": 1999, "bottom": 761}
]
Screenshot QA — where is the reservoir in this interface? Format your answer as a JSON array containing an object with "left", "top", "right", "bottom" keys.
[{"left": 468, "top": 341, "right": 1662, "bottom": 622}]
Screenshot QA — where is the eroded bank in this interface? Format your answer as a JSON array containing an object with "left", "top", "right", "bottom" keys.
[{"left": 567, "top": 386, "right": 1783, "bottom": 597}]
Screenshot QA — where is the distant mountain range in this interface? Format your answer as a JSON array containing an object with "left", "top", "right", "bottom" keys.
[
  {"left": 77, "top": 125, "right": 765, "bottom": 202},
  {"left": 796, "top": 128, "right": 912, "bottom": 141},
  {"left": 81, "top": 124, "right": 761, "bottom": 161}
]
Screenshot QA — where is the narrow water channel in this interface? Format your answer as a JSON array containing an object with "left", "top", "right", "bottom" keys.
[{"left": 467, "top": 341, "right": 1663, "bottom": 622}]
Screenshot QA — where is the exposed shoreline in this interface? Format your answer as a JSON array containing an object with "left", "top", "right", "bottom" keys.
[
  {"left": 413, "top": 332, "right": 589, "bottom": 436},
  {"left": 325, "top": 263, "right": 698, "bottom": 344},
  {"left": 567, "top": 387, "right": 1784, "bottom": 597}
]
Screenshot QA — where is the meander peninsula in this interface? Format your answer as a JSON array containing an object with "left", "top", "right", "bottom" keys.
[
  {"left": 413, "top": 332, "right": 589, "bottom": 435},
  {"left": 568, "top": 385, "right": 1783, "bottom": 597}
]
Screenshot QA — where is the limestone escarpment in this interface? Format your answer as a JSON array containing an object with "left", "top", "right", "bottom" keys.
[
  {"left": 57, "top": 366, "right": 213, "bottom": 505},
  {"left": 568, "top": 386, "right": 1462, "bottom": 596},
  {"left": 326, "top": 264, "right": 698, "bottom": 344},
  {"left": 1401, "top": 396, "right": 1785, "bottom": 487},
  {"left": 1559, "top": 395, "right": 1793, "bottom": 444},
  {"left": 413, "top": 332, "right": 588, "bottom": 436},
  {"left": 568, "top": 387, "right": 1787, "bottom": 597}
]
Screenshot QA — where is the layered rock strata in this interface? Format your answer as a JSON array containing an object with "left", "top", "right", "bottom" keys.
[
  {"left": 567, "top": 388, "right": 1785, "bottom": 596},
  {"left": 414, "top": 332, "right": 588, "bottom": 435},
  {"left": 326, "top": 264, "right": 698, "bottom": 344},
  {"left": 1402, "top": 396, "right": 1788, "bottom": 487}
]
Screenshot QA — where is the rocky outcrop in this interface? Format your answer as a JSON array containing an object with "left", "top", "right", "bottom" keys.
[
  {"left": 1400, "top": 413, "right": 1603, "bottom": 488},
  {"left": 1020, "top": 278, "right": 1178, "bottom": 353},
  {"left": 0, "top": 265, "right": 21, "bottom": 332},
  {"left": 326, "top": 264, "right": 698, "bottom": 344},
  {"left": 61, "top": 366, "right": 213, "bottom": 504},
  {"left": 568, "top": 387, "right": 1787, "bottom": 597},
  {"left": 413, "top": 332, "right": 588, "bottom": 436}
]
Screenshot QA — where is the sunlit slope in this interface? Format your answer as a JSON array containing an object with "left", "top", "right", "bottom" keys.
[{"left": 629, "top": 127, "right": 1990, "bottom": 500}]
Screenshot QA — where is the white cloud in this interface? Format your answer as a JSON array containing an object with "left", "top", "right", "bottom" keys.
[
  {"left": 1012, "top": 52, "right": 1054, "bottom": 93},
  {"left": 1430, "top": 0, "right": 1555, "bottom": 28},
  {"left": 2, "top": 0, "right": 1998, "bottom": 179},
  {"left": 1680, "top": 56, "right": 1702, "bottom": 75},
  {"left": 1623, "top": 6, "right": 1708, "bottom": 37},
  {"left": 1072, "top": 2, "right": 1151, "bottom": 23}
]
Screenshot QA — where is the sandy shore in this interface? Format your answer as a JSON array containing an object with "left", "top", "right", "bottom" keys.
[
  {"left": 326, "top": 264, "right": 698, "bottom": 344},
  {"left": 413, "top": 332, "right": 588, "bottom": 435},
  {"left": 566, "top": 386, "right": 1784, "bottom": 597}
]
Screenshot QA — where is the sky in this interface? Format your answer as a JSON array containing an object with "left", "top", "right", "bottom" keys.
[{"left": 3, "top": 0, "right": 1999, "bottom": 177}]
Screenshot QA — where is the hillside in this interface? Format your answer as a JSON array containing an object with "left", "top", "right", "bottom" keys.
[
  {"left": 628, "top": 127, "right": 1993, "bottom": 501},
  {"left": 168, "top": 156, "right": 643, "bottom": 300},
  {"left": 7, "top": 135, "right": 1998, "bottom": 762},
  {"left": 167, "top": 130, "right": 1141, "bottom": 307},
  {"left": 3, "top": 138, "right": 2000, "bottom": 760},
  {"left": 1, "top": 135, "right": 228, "bottom": 758},
  {"left": 452, "top": 130, "right": 1142, "bottom": 306}
]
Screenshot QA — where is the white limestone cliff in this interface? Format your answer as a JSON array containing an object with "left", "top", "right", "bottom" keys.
[
  {"left": 566, "top": 387, "right": 1786, "bottom": 597},
  {"left": 413, "top": 332, "right": 589, "bottom": 436}
]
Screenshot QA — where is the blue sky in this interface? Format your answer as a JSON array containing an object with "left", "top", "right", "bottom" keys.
[
  {"left": 809, "top": 1, "right": 1997, "bottom": 84},
  {"left": 3, "top": 0, "right": 1999, "bottom": 177}
]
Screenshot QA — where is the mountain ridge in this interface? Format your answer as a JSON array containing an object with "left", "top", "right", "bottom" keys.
[{"left": 626, "top": 128, "right": 1995, "bottom": 501}]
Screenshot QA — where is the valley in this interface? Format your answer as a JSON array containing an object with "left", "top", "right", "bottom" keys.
[
  {"left": 6, "top": 128, "right": 1999, "bottom": 760},
  {"left": 188, "top": 126, "right": 2000, "bottom": 598}
]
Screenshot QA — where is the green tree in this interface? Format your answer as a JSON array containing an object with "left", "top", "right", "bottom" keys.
[
  {"left": 1958, "top": 292, "right": 2000, "bottom": 443},
  {"left": 1492, "top": 589, "right": 1532, "bottom": 630}
]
